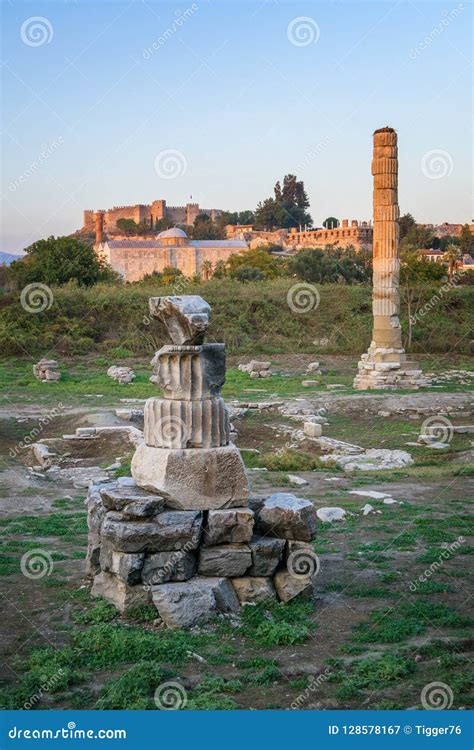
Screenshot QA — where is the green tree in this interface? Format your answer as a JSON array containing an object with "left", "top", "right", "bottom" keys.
[
  {"left": 161, "top": 266, "right": 184, "bottom": 286},
  {"left": 9, "top": 236, "right": 116, "bottom": 288},
  {"left": 459, "top": 224, "right": 473, "bottom": 255},
  {"left": 444, "top": 243, "right": 461, "bottom": 281},
  {"left": 232, "top": 266, "right": 264, "bottom": 282},
  {"left": 323, "top": 217, "right": 339, "bottom": 229},
  {"left": 255, "top": 174, "right": 312, "bottom": 230},
  {"left": 116, "top": 218, "right": 139, "bottom": 236},
  {"left": 154, "top": 217, "right": 174, "bottom": 232},
  {"left": 400, "top": 222, "right": 433, "bottom": 250},
  {"left": 201, "top": 259, "right": 213, "bottom": 280},
  {"left": 254, "top": 198, "right": 287, "bottom": 231},
  {"left": 226, "top": 247, "right": 287, "bottom": 279},
  {"left": 190, "top": 216, "right": 225, "bottom": 240},
  {"left": 399, "top": 213, "right": 416, "bottom": 240},
  {"left": 400, "top": 248, "right": 446, "bottom": 347}
]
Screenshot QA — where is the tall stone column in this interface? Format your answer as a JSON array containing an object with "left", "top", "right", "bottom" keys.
[{"left": 353, "top": 128, "right": 429, "bottom": 390}]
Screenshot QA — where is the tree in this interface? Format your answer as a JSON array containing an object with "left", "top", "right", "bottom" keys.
[
  {"left": 399, "top": 213, "right": 416, "bottom": 240},
  {"left": 232, "top": 266, "right": 264, "bottom": 282},
  {"left": 459, "top": 224, "right": 474, "bottom": 255},
  {"left": 191, "top": 218, "right": 225, "bottom": 240},
  {"left": 400, "top": 248, "right": 445, "bottom": 348},
  {"left": 226, "top": 247, "right": 287, "bottom": 279},
  {"left": 161, "top": 266, "right": 184, "bottom": 286},
  {"left": 444, "top": 243, "right": 461, "bottom": 281},
  {"left": 400, "top": 222, "right": 433, "bottom": 250},
  {"left": 255, "top": 174, "right": 312, "bottom": 230},
  {"left": 323, "top": 217, "right": 339, "bottom": 229},
  {"left": 9, "top": 236, "right": 116, "bottom": 288},
  {"left": 212, "top": 260, "right": 227, "bottom": 279},
  {"left": 201, "top": 260, "right": 213, "bottom": 280},
  {"left": 116, "top": 218, "right": 139, "bottom": 236},
  {"left": 154, "top": 217, "right": 174, "bottom": 232}
]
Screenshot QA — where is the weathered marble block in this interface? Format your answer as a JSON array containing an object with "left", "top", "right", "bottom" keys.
[
  {"left": 247, "top": 536, "right": 285, "bottom": 576},
  {"left": 91, "top": 571, "right": 150, "bottom": 613},
  {"left": 204, "top": 508, "right": 254, "bottom": 546},
  {"left": 143, "top": 396, "right": 229, "bottom": 449},
  {"left": 99, "top": 545, "right": 145, "bottom": 585},
  {"left": 141, "top": 550, "right": 196, "bottom": 586},
  {"left": 273, "top": 569, "right": 313, "bottom": 602},
  {"left": 258, "top": 493, "right": 318, "bottom": 542},
  {"left": 131, "top": 444, "right": 249, "bottom": 510},
  {"left": 99, "top": 483, "right": 165, "bottom": 514},
  {"left": 152, "top": 577, "right": 240, "bottom": 628},
  {"left": 198, "top": 544, "right": 252, "bottom": 577},
  {"left": 232, "top": 577, "right": 276, "bottom": 605},
  {"left": 101, "top": 510, "right": 202, "bottom": 552}
]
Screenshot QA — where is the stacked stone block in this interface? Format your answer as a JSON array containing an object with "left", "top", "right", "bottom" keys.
[{"left": 86, "top": 296, "right": 318, "bottom": 627}]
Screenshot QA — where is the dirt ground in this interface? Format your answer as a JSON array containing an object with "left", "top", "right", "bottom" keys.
[{"left": 0, "top": 357, "right": 473, "bottom": 710}]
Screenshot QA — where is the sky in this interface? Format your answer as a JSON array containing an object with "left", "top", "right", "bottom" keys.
[{"left": 1, "top": 0, "right": 472, "bottom": 254}]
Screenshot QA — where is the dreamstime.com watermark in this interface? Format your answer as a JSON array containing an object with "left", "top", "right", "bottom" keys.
[
  {"left": 154, "top": 681, "right": 188, "bottom": 710},
  {"left": 291, "top": 668, "right": 332, "bottom": 709},
  {"left": 420, "top": 149, "right": 453, "bottom": 180},
  {"left": 21, "top": 549, "right": 54, "bottom": 580},
  {"left": 410, "top": 269, "right": 465, "bottom": 325},
  {"left": 20, "top": 283, "right": 54, "bottom": 313},
  {"left": 20, "top": 16, "right": 54, "bottom": 46},
  {"left": 287, "top": 16, "right": 320, "bottom": 47},
  {"left": 8, "top": 723, "right": 126, "bottom": 740},
  {"left": 23, "top": 670, "right": 65, "bottom": 710},
  {"left": 9, "top": 403, "right": 65, "bottom": 459},
  {"left": 408, "top": 536, "right": 465, "bottom": 592},
  {"left": 420, "top": 681, "right": 454, "bottom": 710},
  {"left": 143, "top": 534, "right": 200, "bottom": 590},
  {"left": 409, "top": 3, "right": 464, "bottom": 59},
  {"left": 143, "top": 5, "right": 199, "bottom": 59},
  {"left": 10, "top": 137, "right": 64, "bottom": 192},
  {"left": 154, "top": 149, "right": 187, "bottom": 179},
  {"left": 287, "top": 283, "right": 320, "bottom": 314}
]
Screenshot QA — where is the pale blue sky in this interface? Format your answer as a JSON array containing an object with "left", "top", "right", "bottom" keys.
[{"left": 1, "top": 0, "right": 472, "bottom": 253}]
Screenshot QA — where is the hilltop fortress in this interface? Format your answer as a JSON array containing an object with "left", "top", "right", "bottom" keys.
[{"left": 83, "top": 199, "right": 222, "bottom": 234}]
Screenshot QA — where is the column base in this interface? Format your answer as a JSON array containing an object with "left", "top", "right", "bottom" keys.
[
  {"left": 131, "top": 443, "right": 249, "bottom": 510},
  {"left": 353, "top": 345, "right": 431, "bottom": 390}
]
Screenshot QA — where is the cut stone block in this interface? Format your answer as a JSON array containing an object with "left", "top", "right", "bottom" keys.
[
  {"left": 232, "top": 577, "right": 276, "bottom": 605},
  {"left": 273, "top": 569, "right": 312, "bottom": 602},
  {"left": 259, "top": 493, "right": 317, "bottom": 541},
  {"left": 87, "top": 486, "right": 107, "bottom": 534},
  {"left": 101, "top": 510, "right": 202, "bottom": 552},
  {"left": 247, "top": 536, "right": 285, "bottom": 576},
  {"left": 91, "top": 571, "right": 150, "bottom": 613},
  {"left": 99, "top": 545, "right": 145, "bottom": 585},
  {"left": 131, "top": 443, "right": 249, "bottom": 510},
  {"left": 152, "top": 577, "right": 240, "bottom": 628},
  {"left": 204, "top": 508, "right": 254, "bottom": 546},
  {"left": 85, "top": 533, "right": 101, "bottom": 578},
  {"left": 303, "top": 422, "right": 322, "bottom": 438},
  {"left": 142, "top": 550, "right": 196, "bottom": 586},
  {"left": 198, "top": 544, "right": 251, "bottom": 577},
  {"left": 99, "top": 483, "right": 165, "bottom": 515}
]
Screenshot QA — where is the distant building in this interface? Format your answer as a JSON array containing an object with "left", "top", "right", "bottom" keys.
[
  {"left": 83, "top": 198, "right": 223, "bottom": 234},
  {"left": 94, "top": 219, "right": 247, "bottom": 281},
  {"left": 420, "top": 249, "right": 445, "bottom": 264},
  {"left": 226, "top": 219, "right": 373, "bottom": 251},
  {"left": 422, "top": 222, "right": 474, "bottom": 238}
]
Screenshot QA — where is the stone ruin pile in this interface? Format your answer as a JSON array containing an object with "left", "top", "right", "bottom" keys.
[
  {"left": 238, "top": 360, "right": 272, "bottom": 379},
  {"left": 86, "top": 296, "right": 318, "bottom": 627},
  {"left": 33, "top": 358, "right": 61, "bottom": 382},
  {"left": 107, "top": 365, "right": 135, "bottom": 385}
]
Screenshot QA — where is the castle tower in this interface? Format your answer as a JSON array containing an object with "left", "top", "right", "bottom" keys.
[
  {"left": 94, "top": 211, "right": 105, "bottom": 246},
  {"left": 353, "top": 128, "right": 429, "bottom": 390}
]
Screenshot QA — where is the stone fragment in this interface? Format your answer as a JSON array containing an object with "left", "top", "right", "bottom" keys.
[
  {"left": 99, "top": 483, "right": 165, "bottom": 518},
  {"left": 149, "top": 295, "right": 210, "bottom": 345},
  {"left": 273, "top": 570, "right": 312, "bottom": 602},
  {"left": 361, "top": 503, "right": 374, "bottom": 515},
  {"left": 302, "top": 380, "right": 319, "bottom": 387},
  {"left": 151, "top": 343, "right": 226, "bottom": 401},
  {"left": 247, "top": 536, "right": 285, "bottom": 576},
  {"left": 33, "top": 359, "right": 61, "bottom": 382},
  {"left": 198, "top": 544, "right": 251, "bottom": 577},
  {"left": 321, "top": 448, "right": 413, "bottom": 471},
  {"left": 152, "top": 577, "right": 240, "bottom": 628},
  {"left": 99, "top": 545, "right": 145, "bottom": 585},
  {"left": 349, "top": 490, "right": 392, "bottom": 500},
  {"left": 142, "top": 550, "right": 196, "bottom": 585},
  {"left": 91, "top": 571, "right": 150, "bottom": 613},
  {"left": 316, "top": 507, "right": 346, "bottom": 523},
  {"left": 85, "top": 533, "right": 101, "bottom": 577},
  {"left": 101, "top": 511, "right": 202, "bottom": 552},
  {"left": 232, "top": 577, "right": 276, "bottom": 605},
  {"left": 307, "top": 362, "right": 321, "bottom": 372},
  {"left": 107, "top": 366, "right": 135, "bottom": 384},
  {"left": 304, "top": 422, "right": 322, "bottom": 438},
  {"left": 204, "top": 508, "right": 254, "bottom": 546},
  {"left": 259, "top": 493, "right": 317, "bottom": 541},
  {"left": 287, "top": 474, "right": 308, "bottom": 487},
  {"left": 131, "top": 444, "right": 249, "bottom": 510}
]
